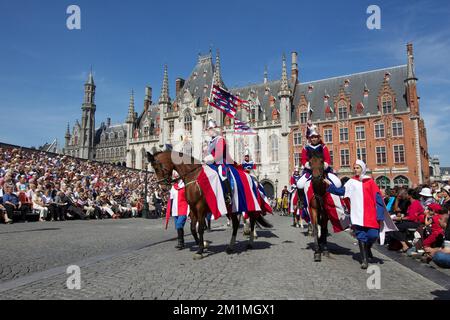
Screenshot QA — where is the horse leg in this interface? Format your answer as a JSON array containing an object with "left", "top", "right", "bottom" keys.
[
  {"left": 310, "top": 203, "right": 321, "bottom": 262},
  {"left": 194, "top": 216, "right": 206, "bottom": 260},
  {"left": 319, "top": 218, "right": 330, "bottom": 257},
  {"left": 190, "top": 217, "right": 200, "bottom": 246},
  {"left": 247, "top": 212, "right": 257, "bottom": 250},
  {"left": 226, "top": 214, "right": 239, "bottom": 254}
]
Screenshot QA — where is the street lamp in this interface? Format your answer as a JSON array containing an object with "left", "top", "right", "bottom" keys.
[
  {"left": 142, "top": 169, "right": 150, "bottom": 219},
  {"left": 275, "top": 178, "right": 278, "bottom": 200}
]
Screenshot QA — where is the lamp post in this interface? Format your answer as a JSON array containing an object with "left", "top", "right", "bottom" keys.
[
  {"left": 275, "top": 178, "right": 278, "bottom": 200},
  {"left": 142, "top": 169, "right": 150, "bottom": 219}
]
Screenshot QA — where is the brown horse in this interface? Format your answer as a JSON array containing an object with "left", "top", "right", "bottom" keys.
[
  {"left": 308, "top": 150, "right": 330, "bottom": 262},
  {"left": 146, "top": 145, "right": 271, "bottom": 260}
]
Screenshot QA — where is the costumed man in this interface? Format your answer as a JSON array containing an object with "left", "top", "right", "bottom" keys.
[
  {"left": 241, "top": 149, "right": 257, "bottom": 238},
  {"left": 165, "top": 171, "right": 190, "bottom": 250},
  {"left": 326, "top": 160, "right": 397, "bottom": 269},
  {"left": 289, "top": 166, "right": 302, "bottom": 227},
  {"left": 203, "top": 119, "right": 233, "bottom": 206},
  {"left": 242, "top": 149, "right": 256, "bottom": 174},
  {"left": 297, "top": 121, "right": 341, "bottom": 189}
]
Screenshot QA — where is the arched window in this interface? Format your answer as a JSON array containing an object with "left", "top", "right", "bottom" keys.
[
  {"left": 118, "top": 131, "right": 124, "bottom": 139},
  {"left": 106, "top": 149, "right": 110, "bottom": 159},
  {"left": 131, "top": 150, "right": 136, "bottom": 169},
  {"left": 121, "top": 147, "right": 125, "bottom": 157},
  {"left": 236, "top": 138, "right": 244, "bottom": 164},
  {"left": 184, "top": 111, "right": 192, "bottom": 134},
  {"left": 394, "top": 176, "right": 409, "bottom": 188},
  {"left": 375, "top": 176, "right": 390, "bottom": 189},
  {"left": 382, "top": 95, "right": 392, "bottom": 114},
  {"left": 254, "top": 135, "right": 261, "bottom": 164},
  {"left": 116, "top": 148, "right": 120, "bottom": 158},
  {"left": 270, "top": 134, "right": 278, "bottom": 162}
]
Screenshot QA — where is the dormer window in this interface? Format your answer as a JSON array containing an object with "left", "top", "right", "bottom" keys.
[
  {"left": 344, "top": 79, "right": 350, "bottom": 87},
  {"left": 338, "top": 101, "right": 348, "bottom": 120},
  {"left": 308, "top": 84, "right": 314, "bottom": 93},
  {"left": 384, "top": 72, "right": 391, "bottom": 81},
  {"left": 382, "top": 95, "right": 392, "bottom": 114}
]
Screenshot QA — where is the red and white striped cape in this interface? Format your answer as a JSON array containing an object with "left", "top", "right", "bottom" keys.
[{"left": 165, "top": 180, "right": 190, "bottom": 229}]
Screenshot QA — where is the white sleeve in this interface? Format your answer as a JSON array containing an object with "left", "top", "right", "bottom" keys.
[{"left": 344, "top": 180, "right": 353, "bottom": 199}]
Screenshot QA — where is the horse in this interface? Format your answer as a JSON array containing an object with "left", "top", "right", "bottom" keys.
[
  {"left": 308, "top": 150, "right": 330, "bottom": 262},
  {"left": 146, "top": 145, "right": 272, "bottom": 260}
]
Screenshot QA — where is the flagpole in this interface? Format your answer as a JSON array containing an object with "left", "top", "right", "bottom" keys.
[{"left": 200, "top": 61, "right": 216, "bottom": 160}]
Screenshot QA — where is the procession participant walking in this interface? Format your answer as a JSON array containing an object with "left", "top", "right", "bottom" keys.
[
  {"left": 165, "top": 171, "right": 190, "bottom": 250},
  {"left": 289, "top": 167, "right": 302, "bottom": 227},
  {"left": 326, "top": 160, "right": 397, "bottom": 269}
]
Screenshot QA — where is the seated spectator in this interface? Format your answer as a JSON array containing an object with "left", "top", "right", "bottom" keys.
[
  {"left": 33, "top": 189, "right": 49, "bottom": 222},
  {"left": 423, "top": 209, "right": 449, "bottom": 265},
  {"left": 388, "top": 188, "right": 424, "bottom": 252},
  {"left": 420, "top": 187, "right": 436, "bottom": 209},
  {"left": 2, "top": 183, "right": 27, "bottom": 223},
  {"left": 440, "top": 185, "right": 450, "bottom": 210},
  {"left": 414, "top": 204, "right": 446, "bottom": 259}
]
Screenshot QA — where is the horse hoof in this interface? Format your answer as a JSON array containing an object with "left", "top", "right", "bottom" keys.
[
  {"left": 193, "top": 253, "right": 203, "bottom": 260},
  {"left": 314, "top": 253, "right": 322, "bottom": 262},
  {"left": 226, "top": 247, "right": 234, "bottom": 254}
]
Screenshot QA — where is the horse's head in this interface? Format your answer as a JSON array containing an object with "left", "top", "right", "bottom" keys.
[
  {"left": 310, "top": 150, "right": 324, "bottom": 180},
  {"left": 146, "top": 144, "right": 174, "bottom": 191}
]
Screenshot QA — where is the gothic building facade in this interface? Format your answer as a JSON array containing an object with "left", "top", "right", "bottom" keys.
[{"left": 63, "top": 43, "right": 430, "bottom": 197}]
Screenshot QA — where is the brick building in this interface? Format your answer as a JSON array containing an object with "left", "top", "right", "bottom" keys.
[{"left": 289, "top": 43, "right": 429, "bottom": 188}]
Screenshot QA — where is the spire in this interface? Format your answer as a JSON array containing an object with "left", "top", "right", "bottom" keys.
[
  {"left": 278, "top": 53, "right": 291, "bottom": 98},
  {"left": 126, "top": 90, "right": 136, "bottom": 123},
  {"left": 159, "top": 64, "right": 170, "bottom": 105},
  {"left": 264, "top": 66, "right": 268, "bottom": 84},
  {"left": 214, "top": 50, "right": 222, "bottom": 86},
  {"left": 406, "top": 43, "right": 417, "bottom": 81},
  {"left": 65, "top": 122, "right": 71, "bottom": 138},
  {"left": 87, "top": 67, "right": 94, "bottom": 85}
]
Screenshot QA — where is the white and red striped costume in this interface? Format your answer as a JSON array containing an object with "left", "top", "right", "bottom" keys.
[{"left": 165, "top": 180, "right": 190, "bottom": 229}]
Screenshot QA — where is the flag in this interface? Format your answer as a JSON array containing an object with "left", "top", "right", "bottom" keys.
[
  {"left": 234, "top": 119, "right": 257, "bottom": 135},
  {"left": 209, "top": 85, "right": 245, "bottom": 118}
]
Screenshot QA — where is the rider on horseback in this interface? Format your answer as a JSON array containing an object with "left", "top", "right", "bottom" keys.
[
  {"left": 203, "top": 119, "right": 233, "bottom": 206},
  {"left": 297, "top": 122, "right": 341, "bottom": 190},
  {"left": 242, "top": 149, "right": 256, "bottom": 174}
]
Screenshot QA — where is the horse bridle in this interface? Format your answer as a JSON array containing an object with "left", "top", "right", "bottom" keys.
[{"left": 151, "top": 158, "right": 200, "bottom": 187}]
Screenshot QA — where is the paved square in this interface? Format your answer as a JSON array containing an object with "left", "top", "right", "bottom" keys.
[{"left": 0, "top": 215, "right": 449, "bottom": 299}]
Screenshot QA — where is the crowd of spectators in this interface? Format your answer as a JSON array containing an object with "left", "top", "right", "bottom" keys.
[
  {"left": 0, "top": 146, "right": 165, "bottom": 224},
  {"left": 384, "top": 182, "right": 450, "bottom": 268}
]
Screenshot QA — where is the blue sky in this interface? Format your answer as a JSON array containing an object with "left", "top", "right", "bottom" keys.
[{"left": 0, "top": 0, "right": 449, "bottom": 165}]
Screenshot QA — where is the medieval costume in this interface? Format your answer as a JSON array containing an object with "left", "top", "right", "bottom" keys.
[
  {"left": 327, "top": 160, "right": 397, "bottom": 269},
  {"left": 165, "top": 171, "right": 190, "bottom": 250}
]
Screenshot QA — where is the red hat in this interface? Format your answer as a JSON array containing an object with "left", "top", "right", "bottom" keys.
[{"left": 428, "top": 203, "right": 442, "bottom": 213}]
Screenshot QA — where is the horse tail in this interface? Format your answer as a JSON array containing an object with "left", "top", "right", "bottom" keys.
[{"left": 255, "top": 215, "right": 273, "bottom": 228}]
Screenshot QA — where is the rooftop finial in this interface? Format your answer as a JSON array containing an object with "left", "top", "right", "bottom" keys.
[
  {"left": 214, "top": 49, "right": 222, "bottom": 86},
  {"left": 278, "top": 53, "right": 291, "bottom": 97},
  {"left": 126, "top": 89, "right": 136, "bottom": 123},
  {"left": 159, "top": 64, "right": 170, "bottom": 104}
]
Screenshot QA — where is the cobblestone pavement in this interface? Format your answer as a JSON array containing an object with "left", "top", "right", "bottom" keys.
[{"left": 0, "top": 215, "right": 449, "bottom": 300}]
